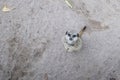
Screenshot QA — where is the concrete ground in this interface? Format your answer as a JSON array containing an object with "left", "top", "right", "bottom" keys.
[{"left": 0, "top": 0, "right": 120, "bottom": 80}]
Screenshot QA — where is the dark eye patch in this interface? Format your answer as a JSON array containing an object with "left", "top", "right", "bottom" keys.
[
  {"left": 68, "top": 33, "right": 71, "bottom": 37},
  {"left": 72, "top": 35, "right": 77, "bottom": 37}
]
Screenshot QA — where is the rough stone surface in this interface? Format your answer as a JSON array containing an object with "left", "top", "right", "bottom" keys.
[{"left": 0, "top": 0, "right": 120, "bottom": 80}]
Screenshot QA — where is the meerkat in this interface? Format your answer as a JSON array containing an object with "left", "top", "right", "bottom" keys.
[{"left": 62, "top": 26, "right": 86, "bottom": 52}]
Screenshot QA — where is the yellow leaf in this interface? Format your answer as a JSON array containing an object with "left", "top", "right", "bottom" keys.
[
  {"left": 65, "top": 0, "right": 73, "bottom": 8},
  {"left": 2, "top": 5, "right": 11, "bottom": 12}
]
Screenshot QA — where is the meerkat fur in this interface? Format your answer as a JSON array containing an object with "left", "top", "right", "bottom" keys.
[{"left": 62, "top": 26, "right": 86, "bottom": 52}]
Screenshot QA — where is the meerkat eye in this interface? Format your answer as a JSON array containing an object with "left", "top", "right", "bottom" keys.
[
  {"left": 73, "top": 35, "right": 76, "bottom": 37},
  {"left": 68, "top": 33, "right": 71, "bottom": 37}
]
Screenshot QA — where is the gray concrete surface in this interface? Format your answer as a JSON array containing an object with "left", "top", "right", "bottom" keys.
[{"left": 0, "top": 0, "right": 120, "bottom": 80}]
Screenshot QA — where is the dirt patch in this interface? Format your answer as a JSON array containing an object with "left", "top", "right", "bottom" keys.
[
  {"left": 88, "top": 19, "right": 109, "bottom": 31},
  {"left": 7, "top": 37, "right": 18, "bottom": 54},
  {"left": 4, "top": 36, "right": 50, "bottom": 80},
  {"left": 31, "top": 37, "right": 50, "bottom": 60},
  {"left": 6, "top": 37, "right": 32, "bottom": 80},
  {"left": 65, "top": 0, "right": 90, "bottom": 17},
  {"left": 33, "top": 47, "right": 46, "bottom": 59}
]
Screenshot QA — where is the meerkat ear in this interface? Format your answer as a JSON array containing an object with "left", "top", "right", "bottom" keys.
[
  {"left": 66, "top": 31, "right": 68, "bottom": 35},
  {"left": 77, "top": 33, "right": 79, "bottom": 37}
]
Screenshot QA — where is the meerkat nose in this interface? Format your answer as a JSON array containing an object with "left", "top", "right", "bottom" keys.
[{"left": 69, "top": 38, "right": 72, "bottom": 40}]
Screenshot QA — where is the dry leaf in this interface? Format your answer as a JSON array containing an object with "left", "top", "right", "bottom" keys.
[
  {"left": 2, "top": 5, "right": 11, "bottom": 12},
  {"left": 65, "top": 0, "right": 73, "bottom": 8}
]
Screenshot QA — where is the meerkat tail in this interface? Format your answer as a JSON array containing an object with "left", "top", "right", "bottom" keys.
[{"left": 79, "top": 26, "right": 87, "bottom": 37}]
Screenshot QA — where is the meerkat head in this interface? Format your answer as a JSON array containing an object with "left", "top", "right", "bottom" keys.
[{"left": 65, "top": 31, "right": 79, "bottom": 45}]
